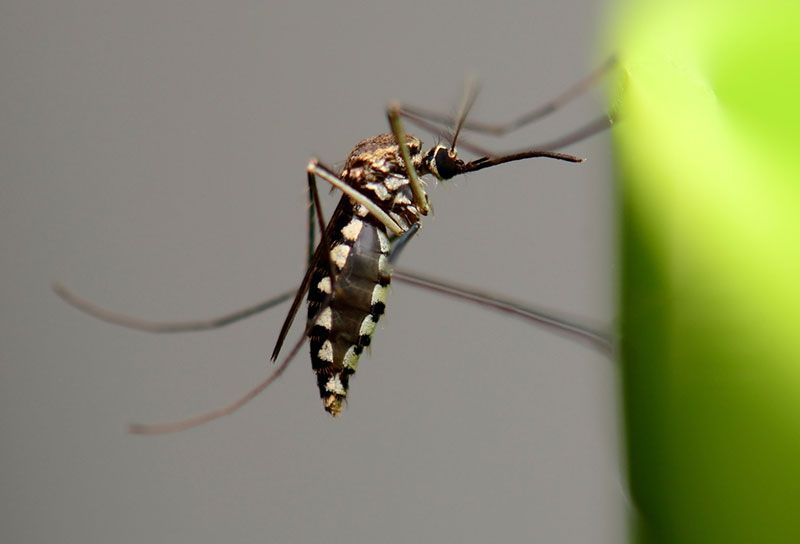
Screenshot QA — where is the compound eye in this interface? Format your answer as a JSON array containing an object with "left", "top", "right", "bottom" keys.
[{"left": 434, "top": 146, "right": 461, "bottom": 180}]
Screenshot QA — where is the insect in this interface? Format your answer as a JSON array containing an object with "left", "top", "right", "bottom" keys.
[{"left": 55, "top": 58, "right": 616, "bottom": 433}]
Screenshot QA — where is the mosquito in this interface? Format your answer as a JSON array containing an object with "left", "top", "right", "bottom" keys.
[{"left": 55, "top": 57, "right": 616, "bottom": 434}]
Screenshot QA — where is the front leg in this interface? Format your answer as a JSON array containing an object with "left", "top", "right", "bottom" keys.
[
  {"left": 307, "top": 159, "right": 406, "bottom": 236},
  {"left": 386, "top": 104, "right": 431, "bottom": 215}
]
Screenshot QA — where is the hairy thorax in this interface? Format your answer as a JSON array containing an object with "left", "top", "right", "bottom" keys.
[{"left": 338, "top": 133, "right": 429, "bottom": 230}]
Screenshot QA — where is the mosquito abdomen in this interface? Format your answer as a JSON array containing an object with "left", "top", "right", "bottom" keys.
[{"left": 307, "top": 206, "right": 392, "bottom": 416}]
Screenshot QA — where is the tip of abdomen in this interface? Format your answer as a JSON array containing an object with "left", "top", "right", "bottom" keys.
[
  {"left": 324, "top": 394, "right": 345, "bottom": 416},
  {"left": 322, "top": 372, "right": 347, "bottom": 416}
]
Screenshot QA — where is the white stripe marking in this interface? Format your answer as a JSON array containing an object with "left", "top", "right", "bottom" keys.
[
  {"left": 317, "top": 340, "right": 333, "bottom": 363},
  {"left": 378, "top": 254, "right": 391, "bottom": 276},
  {"left": 384, "top": 175, "right": 409, "bottom": 191},
  {"left": 377, "top": 230, "right": 390, "bottom": 253},
  {"left": 317, "top": 276, "right": 331, "bottom": 294},
  {"left": 325, "top": 374, "right": 346, "bottom": 395},
  {"left": 315, "top": 307, "right": 332, "bottom": 330},
  {"left": 359, "top": 315, "right": 376, "bottom": 338},
  {"left": 343, "top": 346, "right": 360, "bottom": 369},
  {"left": 392, "top": 193, "right": 411, "bottom": 206},
  {"left": 366, "top": 182, "right": 391, "bottom": 201},
  {"left": 341, "top": 218, "right": 364, "bottom": 242},
  {"left": 371, "top": 284, "right": 389, "bottom": 307},
  {"left": 330, "top": 244, "right": 351, "bottom": 269}
]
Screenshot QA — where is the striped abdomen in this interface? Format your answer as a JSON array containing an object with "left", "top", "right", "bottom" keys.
[{"left": 307, "top": 204, "right": 392, "bottom": 416}]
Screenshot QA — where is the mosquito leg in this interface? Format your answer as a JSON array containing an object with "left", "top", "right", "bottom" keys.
[
  {"left": 386, "top": 104, "right": 430, "bottom": 215},
  {"left": 396, "top": 106, "right": 612, "bottom": 161},
  {"left": 396, "top": 111, "right": 613, "bottom": 162},
  {"left": 399, "top": 55, "right": 617, "bottom": 137},
  {"left": 308, "top": 159, "right": 405, "bottom": 236},
  {"left": 393, "top": 56, "right": 616, "bottom": 159},
  {"left": 53, "top": 283, "right": 294, "bottom": 333},
  {"left": 271, "top": 164, "right": 342, "bottom": 361},
  {"left": 388, "top": 223, "right": 420, "bottom": 264},
  {"left": 132, "top": 304, "right": 318, "bottom": 434},
  {"left": 55, "top": 262, "right": 610, "bottom": 357},
  {"left": 131, "top": 284, "right": 346, "bottom": 434},
  {"left": 129, "top": 331, "right": 305, "bottom": 434},
  {"left": 393, "top": 269, "right": 613, "bottom": 355},
  {"left": 394, "top": 110, "right": 497, "bottom": 157},
  {"left": 125, "top": 265, "right": 614, "bottom": 434},
  {"left": 307, "top": 185, "right": 316, "bottom": 267},
  {"left": 523, "top": 114, "right": 613, "bottom": 153},
  {"left": 307, "top": 169, "right": 337, "bottom": 283}
]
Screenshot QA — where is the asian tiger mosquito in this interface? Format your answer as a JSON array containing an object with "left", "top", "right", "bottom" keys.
[{"left": 54, "top": 57, "right": 616, "bottom": 434}]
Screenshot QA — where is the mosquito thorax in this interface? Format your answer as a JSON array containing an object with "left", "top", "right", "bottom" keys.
[
  {"left": 341, "top": 133, "right": 424, "bottom": 180},
  {"left": 329, "top": 132, "right": 433, "bottom": 229},
  {"left": 423, "top": 144, "right": 464, "bottom": 181}
]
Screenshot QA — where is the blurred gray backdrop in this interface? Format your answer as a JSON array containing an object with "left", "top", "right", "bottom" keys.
[{"left": 1, "top": 1, "right": 622, "bottom": 542}]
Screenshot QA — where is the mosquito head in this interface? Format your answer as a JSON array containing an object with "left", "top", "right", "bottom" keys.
[{"left": 423, "top": 144, "right": 465, "bottom": 181}]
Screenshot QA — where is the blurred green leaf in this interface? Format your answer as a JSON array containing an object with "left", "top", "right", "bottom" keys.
[{"left": 610, "top": 1, "right": 800, "bottom": 542}]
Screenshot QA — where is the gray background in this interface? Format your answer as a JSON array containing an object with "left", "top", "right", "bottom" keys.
[{"left": 1, "top": 1, "right": 622, "bottom": 543}]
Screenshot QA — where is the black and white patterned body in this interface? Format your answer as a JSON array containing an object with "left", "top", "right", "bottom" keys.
[{"left": 307, "top": 133, "right": 428, "bottom": 415}]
